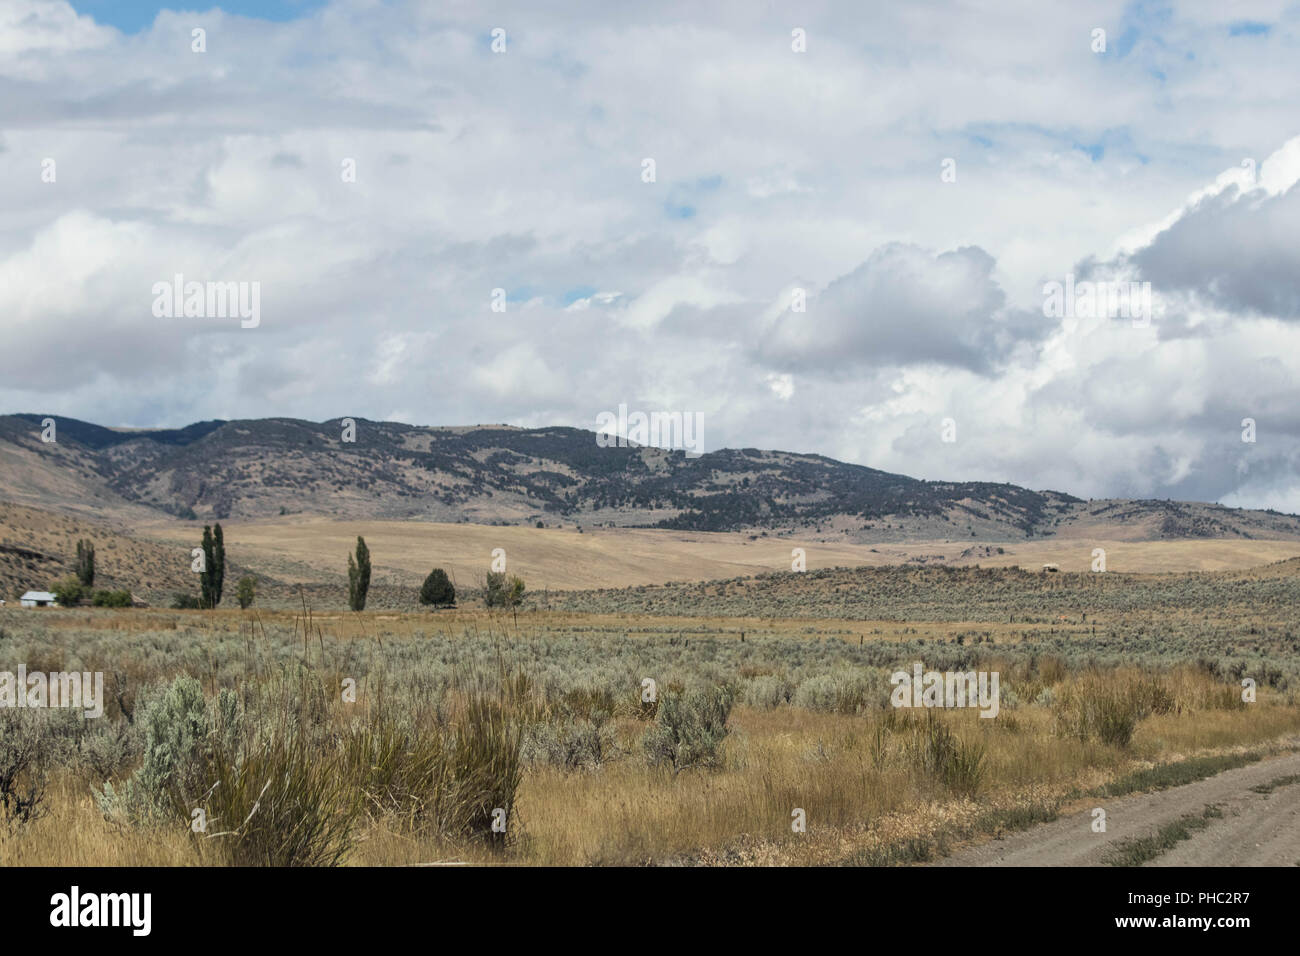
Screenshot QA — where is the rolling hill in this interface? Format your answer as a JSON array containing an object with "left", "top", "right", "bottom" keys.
[
  {"left": 4, "top": 412, "right": 1300, "bottom": 604},
  {"left": 4, "top": 412, "right": 1299, "bottom": 544}
]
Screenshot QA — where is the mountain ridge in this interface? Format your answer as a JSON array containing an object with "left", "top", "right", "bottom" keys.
[{"left": 2, "top": 412, "right": 1297, "bottom": 543}]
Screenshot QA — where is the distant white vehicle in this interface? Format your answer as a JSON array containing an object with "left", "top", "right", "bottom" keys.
[
  {"left": 1041, "top": 564, "right": 1060, "bottom": 573},
  {"left": 20, "top": 590, "right": 57, "bottom": 608}
]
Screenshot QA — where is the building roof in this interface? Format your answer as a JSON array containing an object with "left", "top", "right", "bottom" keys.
[{"left": 21, "top": 591, "right": 57, "bottom": 601}]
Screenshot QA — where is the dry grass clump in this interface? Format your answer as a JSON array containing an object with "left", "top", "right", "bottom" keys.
[
  {"left": 191, "top": 720, "right": 362, "bottom": 866},
  {"left": 0, "top": 712, "right": 49, "bottom": 831},
  {"left": 1051, "top": 666, "right": 1243, "bottom": 748},
  {"left": 905, "top": 712, "right": 986, "bottom": 797}
]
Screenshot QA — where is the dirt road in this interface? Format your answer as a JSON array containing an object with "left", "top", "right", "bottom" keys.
[{"left": 935, "top": 750, "right": 1300, "bottom": 867}]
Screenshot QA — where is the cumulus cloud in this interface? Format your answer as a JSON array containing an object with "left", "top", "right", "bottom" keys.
[
  {"left": 1132, "top": 179, "right": 1300, "bottom": 320},
  {"left": 757, "top": 244, "right": 1049, "bottom": 375},
  {"left": 1, "top": 0, "right": 1299, "bottom": 509}
]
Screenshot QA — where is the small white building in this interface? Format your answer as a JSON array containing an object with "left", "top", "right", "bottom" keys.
[{"left": 20, "top": 591, "right": 57, "bottom": 608}]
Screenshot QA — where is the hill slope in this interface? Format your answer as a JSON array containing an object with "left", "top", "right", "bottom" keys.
[{"left": 2, "top": 413, "right": 1298, "bottom": 543}]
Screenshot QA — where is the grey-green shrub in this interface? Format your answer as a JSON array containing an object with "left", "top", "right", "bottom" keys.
[
  {"left": 741, "top": 674, "right": 792, "bottom": 709},
  {"left": 522, "top": 717, "right": 615, "bottom": 770},
  {"left": 79, "top": 721, "right": 140, "bottom": 783},
  {"left": 97, "top": 676, "right": 239, "bottom": 823},
  {"left": 642, "top": 683, "right": 734, "bottom": 772},
  {"left": 791, "top": 670, "right": 876, "bottom": 715}
]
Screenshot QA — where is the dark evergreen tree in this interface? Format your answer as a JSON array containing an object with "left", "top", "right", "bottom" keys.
[{"left": 419, "top": 568, "right": 455, "bottom": 607}]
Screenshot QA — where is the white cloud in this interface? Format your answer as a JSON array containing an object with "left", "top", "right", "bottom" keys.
[
  {"left": 1, "top": 0, "right": 1299, "bottom": 507},
  {"left": 766, "top": 373, "right": 794, "bottom": 401}
]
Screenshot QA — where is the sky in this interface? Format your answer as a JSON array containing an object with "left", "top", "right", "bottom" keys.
[{"left": 2, "top": 0, "right": 1300, "bottom": 510}]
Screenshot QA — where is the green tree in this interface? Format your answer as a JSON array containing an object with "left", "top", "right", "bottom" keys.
[
  {"left": 484, "top": 572, "right": 524, "bottom": 609},
  {"left": 52, "top": 575, "right": 84, "bottom": 607},
  {"left": 236, "top": 576, "right": 256, "bottom": 610},
  {"left": 419, "top": 568, "right": 456, "bottom": 607},
  {"left": 347, "top": 536, "right": 371, "bottom": 611},
  {"left": 92, "top": 589, "right": 132, "bottom": 608},
  {"left": 75, "top": 539, "right": 95, "bottom": 587}
]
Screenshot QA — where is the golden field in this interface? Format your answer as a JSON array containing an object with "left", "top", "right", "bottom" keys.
[
  {"left": 132, "top": 516, "right": 1300, "bottom": 589},
  {"left": 2, "top": 568, "right": 1298, "bottom": 867}
]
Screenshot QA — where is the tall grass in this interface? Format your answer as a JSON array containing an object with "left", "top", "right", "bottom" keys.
[
  {"left": 906, "top": 712, "right": 986, "bottom": 797},
  {"left": 1051, "top": 667, "right": 1242, "bottom": 748},
  {"left": 0, "top": 711, "right": 48, "bottom": 831},
  {"left": 188, "top": 723, "right": 361, "bottom": 866}
]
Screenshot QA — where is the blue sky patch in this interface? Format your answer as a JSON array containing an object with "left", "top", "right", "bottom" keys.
[
  {"left": 1073, "top": 141, "right": 1105, "bottom": 162},
  {"left": 1229, "top": 21, "right": 1271, "bottom": 37},
  {"left": 72, "top": 1, "right": 325, "bottom": 34}
]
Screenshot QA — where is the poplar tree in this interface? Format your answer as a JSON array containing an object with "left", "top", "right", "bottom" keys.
[
  {"left": 347, "top": 536, "right": 371, "bottom": 611},
  {"left": 200, "top": 526, "right": 216, "bottom": 608},
  {"left": 212, "top": 523, "right": 226, "bottom": 607},
  {"left": 76, "top": 539, "right": 95, "bottom": 587}
]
